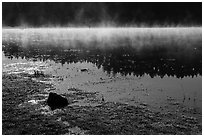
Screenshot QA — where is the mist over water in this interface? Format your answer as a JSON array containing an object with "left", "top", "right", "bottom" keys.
[{"left": 3, "top": 27, "right": 202, "bottom": 78}]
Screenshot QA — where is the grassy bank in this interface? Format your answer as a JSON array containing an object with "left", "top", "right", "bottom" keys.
[{"left": 2, "top": 72, "right": 202, "bottom": 135}]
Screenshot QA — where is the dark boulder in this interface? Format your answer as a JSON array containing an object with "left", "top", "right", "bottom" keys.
[{"left": 47, "top": 92, "right": 68, "bottom": 110}]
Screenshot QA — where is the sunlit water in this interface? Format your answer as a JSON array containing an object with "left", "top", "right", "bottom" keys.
[{"left": 2, "top": 27, "right": 202, "bottom": 116}]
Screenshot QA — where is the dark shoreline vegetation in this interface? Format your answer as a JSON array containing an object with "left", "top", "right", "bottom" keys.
[
  {"left": 3, "top": 44, "right": 202, "bottom": 78},
  {"left": 2, "top": 73, "right": 202, "bottom": 135}
]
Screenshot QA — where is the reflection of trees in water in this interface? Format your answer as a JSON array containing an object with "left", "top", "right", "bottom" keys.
[{"left": 2, "top": 41, "right": 202, "bottom": 78}]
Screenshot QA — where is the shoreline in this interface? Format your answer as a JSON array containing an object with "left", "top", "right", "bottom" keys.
[{"left": 2, "top": 72, "right": 202, "bottom": 135}]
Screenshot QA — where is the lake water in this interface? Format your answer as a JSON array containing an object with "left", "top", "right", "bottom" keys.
[{"left": 2, "top": 27, "right": 202, "bottom": 116}]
